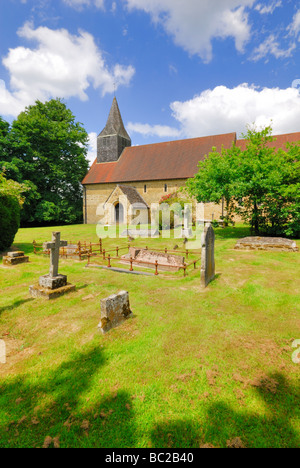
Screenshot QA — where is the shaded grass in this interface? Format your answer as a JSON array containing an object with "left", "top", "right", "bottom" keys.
[{"left": 0, "top": 224, "right": 299, "bottom": 448}]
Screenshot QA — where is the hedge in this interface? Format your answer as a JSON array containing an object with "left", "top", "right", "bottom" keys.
[{"left": 0, "top": 194, "right": 20, "bottom": 252}]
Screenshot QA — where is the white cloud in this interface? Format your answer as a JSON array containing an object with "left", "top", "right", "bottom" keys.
[
  {"left": 250, "top": 34, "right": 296, "bottom": 61},
  {"left": 87, "top": 132, "right": 98, "bottom": 165},
  {"left": 170, "top": 84, "right": 300, "bottom": 138},
  {"left": 288, "top": 10, "right": 300, "bottom": 39},
  {"left": 127, "top": 85, "right": 300, "bottom": 141},
  {"left": 0, "top": 22, "right": 135, "bottom": 117},
  {"left": 250, "top": 8, "right": 300, "bottom": 62},
  {"left": 127, "top": 122, "right": 181, "bottom": 139},
  {"left": 255, "top": 1, "right": 282, "bottom": 15},
  {"left": 62, "top": 0, "right": 105, "bottom": 10},
  {"left": 125, "top": 0, "right": 255, "bottom": 62}
]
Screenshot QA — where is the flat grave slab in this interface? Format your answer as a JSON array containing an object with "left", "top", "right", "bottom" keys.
[
  {"left": 121, "top": 247, "right": 185, "bottom": 271},
  {"left": 235, "top": 236, "right": 298, "bottom": 252}
]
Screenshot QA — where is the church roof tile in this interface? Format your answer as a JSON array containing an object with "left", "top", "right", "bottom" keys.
[
  {"left": 236, "top": 132, "right": 300, "bottom": 151},
  {"left": 82, "top": 132, "right": 236, "bottom": 185}
]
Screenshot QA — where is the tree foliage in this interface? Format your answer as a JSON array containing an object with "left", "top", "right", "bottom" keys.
[
  {"left": 186, "top": 126, "right": 300, "bottom": 237},
  {"left": 0, "top": 99, "right": 89, "bottom": 226}
]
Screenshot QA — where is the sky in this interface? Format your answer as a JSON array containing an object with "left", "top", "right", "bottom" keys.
[{"left": 0, "top": 0, "right": 300, "bottom": 164}]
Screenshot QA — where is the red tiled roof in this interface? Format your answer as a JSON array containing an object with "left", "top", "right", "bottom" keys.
[
  {"left": 82, "top": 133, "right": 237, "bottom": 185},
  {"left": 236, "top": 132, "right": 300, "bottom": 152}
]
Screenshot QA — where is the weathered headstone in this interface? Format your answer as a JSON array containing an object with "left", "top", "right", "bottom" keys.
[
  {"left": 98, "top": 291, "right": 132, "bottom": 334},
  {"left": 200, "top": 223, "right": 215, "bottom": 288},
  {"left": 235, "top": 237, "right": 298, "bottom": 252},
  {"left": 29, "top": 232, "right": 75, "bottom": 299},
  {"left": 3, "top": 251, "right": 29, "bottom": 266}
]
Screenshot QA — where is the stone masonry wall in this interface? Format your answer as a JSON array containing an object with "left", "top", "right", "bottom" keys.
[{"left": 84, "top": 179, "right": 229, "bottom": 225}]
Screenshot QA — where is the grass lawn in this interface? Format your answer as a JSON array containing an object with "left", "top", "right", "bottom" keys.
[{"left": 0, "top": 224, "right": 299, "bottom": 448}]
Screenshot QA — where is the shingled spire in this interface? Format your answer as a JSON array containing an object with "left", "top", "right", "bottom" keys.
[{"left": 97, "top": 97, "right": 131, "bottom": 163}]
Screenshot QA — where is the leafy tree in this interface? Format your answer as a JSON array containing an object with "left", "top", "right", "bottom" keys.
[
  {"left": 0, "top": 117, "right": 10, "bottom": 161},
  {"left": 186, "top": 126, "right": 300, "bottom": 237},
  {"left": 185, "top": 146, "right": 237, "bottom": 226},
  {"left": 0, "top": 99, "right": 89, "bottom": 226},
  {"left": 0, "top": 172, "right": 28, "bottom": 251}
]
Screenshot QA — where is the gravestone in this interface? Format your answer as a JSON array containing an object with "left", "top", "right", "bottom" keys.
[
  {"left": 200, "top": 223, "right": 215, "bottom": 288},
  {"left": 29, "top": 232, "right": 75, "bottom": 299},
  {"left": 98, "top": 291, "right": 132, "bottom": 334},
  {"left": 3, "top": 251, "right": 29, "bottom": 266},
  {"left": 235, "top": 237, "right": 298, "bottom": 252}
]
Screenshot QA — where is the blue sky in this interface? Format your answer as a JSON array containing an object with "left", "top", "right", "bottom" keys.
[{"left": 0, "top": 0, "right": 300, "bottom": 164}]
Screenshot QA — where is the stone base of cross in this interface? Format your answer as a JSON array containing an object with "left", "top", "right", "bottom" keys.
[{"left": 39, "top": 232, "right": 68, "bottom": 290}]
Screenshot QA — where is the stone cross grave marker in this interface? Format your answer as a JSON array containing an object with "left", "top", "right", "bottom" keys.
[
  {"left": 39, "top": 232, "right": 68, "bottom": 290},
  {"left": 29, "top": 232, "right": 76, "bottom": 299},
  {"left": 200, "top": 223, "right": 215, "bottom": 288},
  {"left": 44, "top": 232, "right": 68, "bottom": 278}
]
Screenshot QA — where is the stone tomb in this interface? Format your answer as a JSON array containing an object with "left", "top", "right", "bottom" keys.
[
  {"left": 235, "top": 236, "right": 298, "bottom": 252},
  {"left": 200, "top": 223, "right": 215, "bottom": 288},
  {"left": 121, "top": 247, "right": 185, "bottom": 272},
  {"left": 3, "top": 251, "right": 29, "bottom": 266},
  {"left": 98, "top": 291, "right": 132, "bottom": 334},
  {"left": 29, "top": 232, "right": 75, "bottom": 300}
]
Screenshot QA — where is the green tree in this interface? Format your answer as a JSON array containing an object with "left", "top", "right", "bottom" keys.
[
  {"left": 0, "top": 99, "right": 89, "bottom": 226},
  {"left": 185, "top": 146, "right": 237, "bottom": 226},
  {"left": 186, "top": 126, "right": 300, "bottom": 237}
]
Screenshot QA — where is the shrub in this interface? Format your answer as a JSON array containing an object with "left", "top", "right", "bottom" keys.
[
  {"left": 0, "top": 172, "right": 27, "bottom": 252},
  {"left": 0, "top": 194, "right": 20, "bottom": 251}
]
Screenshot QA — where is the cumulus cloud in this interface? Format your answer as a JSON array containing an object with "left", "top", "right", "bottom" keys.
[
  {"left": 170, "top": 84, "right": 300, "bottom": 138},
  {"left": 130, "top": 84, "right": 300, "bottom": 140},
  {"left": 0, "top": 22, "right": 135, "bottom": 117},
  {"left": 125, "top": 0, "right": 255, "bottom": 62}
]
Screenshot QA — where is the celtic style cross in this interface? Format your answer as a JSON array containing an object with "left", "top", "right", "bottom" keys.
[{"left": 43, "top": 232, "right": 68, "bottom": 278}]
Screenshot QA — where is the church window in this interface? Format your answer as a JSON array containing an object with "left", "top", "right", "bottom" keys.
[
  {"left": 144, "top": 185, "right": 147, "bottom": 193},
  {"left": 164, "top": 184, "right": 168, "bottom": 192}
]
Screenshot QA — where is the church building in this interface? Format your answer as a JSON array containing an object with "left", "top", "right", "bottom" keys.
[{"left": 82, "top": 97, "right": 300, "bottom": 225}]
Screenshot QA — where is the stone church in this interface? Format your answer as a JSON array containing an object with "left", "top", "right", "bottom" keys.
[{"left": 82, "top": 97, "right": 300, "bottom": 225}]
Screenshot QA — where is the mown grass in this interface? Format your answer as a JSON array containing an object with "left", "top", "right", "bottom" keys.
[{"left": 0, "top": 224, "right": 299, "bottom": 448}]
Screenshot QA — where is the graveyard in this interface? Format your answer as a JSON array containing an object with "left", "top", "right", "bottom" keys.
[{"left": 0, "top": 223, "right": 299, "bottom": 448}]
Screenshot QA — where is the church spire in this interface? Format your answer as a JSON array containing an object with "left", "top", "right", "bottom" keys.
[{"left": 97, "top": 97, "right": 131, "bottom": 163}]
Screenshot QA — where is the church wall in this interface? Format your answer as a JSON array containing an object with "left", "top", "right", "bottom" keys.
[{"left": 84, "top": 179, "right": 227, "bottom": 225}]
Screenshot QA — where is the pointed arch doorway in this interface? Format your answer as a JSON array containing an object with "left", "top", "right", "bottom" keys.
[{"left": 115, "top": 202, "right": 124, "bottom": 224}]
